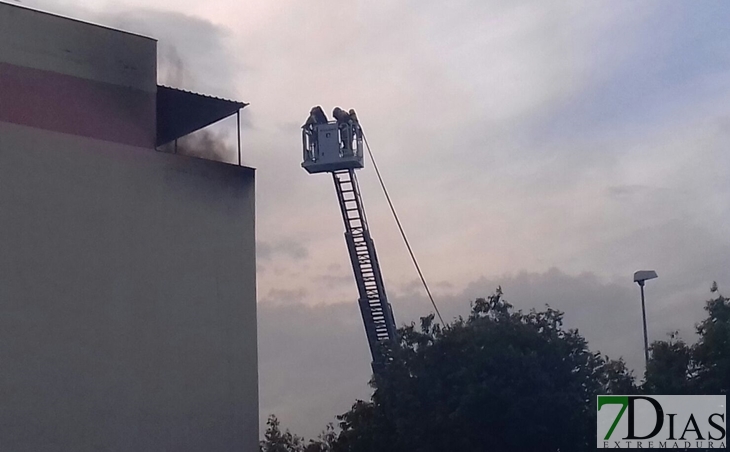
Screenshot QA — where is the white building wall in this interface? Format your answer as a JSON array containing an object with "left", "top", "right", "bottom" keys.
[
  {"left": 0, "top": 3, "right": 156, "bottom": 92},
  {"left": 0, "top": 122, "right": 258, "bottom": 452},
  {"left": 0, "top": 3, "right": 157, "bottom": 148}
]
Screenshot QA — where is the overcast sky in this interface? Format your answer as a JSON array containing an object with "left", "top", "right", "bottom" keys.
[{"left": 17, "top": 0, "right": 730, "bottom": 438}]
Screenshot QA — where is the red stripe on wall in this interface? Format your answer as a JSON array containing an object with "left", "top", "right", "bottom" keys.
[{"left": 0, "top": 62, "right": 155, "bottom": 148}]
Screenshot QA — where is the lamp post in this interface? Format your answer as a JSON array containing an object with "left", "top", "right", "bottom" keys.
[{"left": 633, "top": 270, "right": 658, "bottom": 368}]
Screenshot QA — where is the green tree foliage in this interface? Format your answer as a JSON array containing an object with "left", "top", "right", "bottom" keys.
[
  {"left": 329, "top": 289, "right": 633, "bottom": 452},
  {"left": 643, "top": 333, "right": 694, "bottom": 394},
  {"left": 260, "top": 415, "right": 336, "bottom": 452},
  {"left": 693, "top": 282, "right": 730, "bottom": 394},
  {"left": 260, "top": 415, "right": 305, "bottom": 452},
  {"left": 643, "top": 283, "right": 730, "bottom": 395}
]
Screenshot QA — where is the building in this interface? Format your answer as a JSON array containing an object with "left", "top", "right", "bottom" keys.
[{"left": 0, "top": 3, "right": 258, "bottom": 451}]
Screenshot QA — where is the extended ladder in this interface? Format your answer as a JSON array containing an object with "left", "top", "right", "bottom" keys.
[{"left": 332, "top": 169, "right": 397, "bottom": 368}]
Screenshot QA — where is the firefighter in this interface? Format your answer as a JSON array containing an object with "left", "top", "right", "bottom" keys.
[
  {"left": 303, "top": 106, "right": 328, "bottom": 161},
  {"left": 303, "top": 106, "right": 328, "bottom": 128},
  {"left": 348, "top": 109, "right": 359, "bottom": 124},
  {"left": 333, "top": 107, "right": 354, "bottom": 153}
]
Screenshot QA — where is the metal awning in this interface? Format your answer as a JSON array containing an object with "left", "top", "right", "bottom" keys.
[{"left": 156, "top": 85, "right": 247, "bottom": 147}]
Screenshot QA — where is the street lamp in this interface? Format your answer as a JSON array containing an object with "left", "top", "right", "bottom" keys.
[{"left": 633, "top": 270, "right": 658, "bottom": 368}]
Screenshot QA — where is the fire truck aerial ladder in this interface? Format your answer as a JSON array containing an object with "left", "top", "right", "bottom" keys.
[{"left": 301, "top": 107, "right": 397, "bottom": 371}]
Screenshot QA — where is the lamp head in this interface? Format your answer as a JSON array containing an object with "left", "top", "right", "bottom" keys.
[{"left": 634, "top": 270, "right": 658, "bottom": 285}]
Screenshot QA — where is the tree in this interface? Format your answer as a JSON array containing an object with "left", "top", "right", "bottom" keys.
[
  {"left": 596, "top": 356, "right": 638, "bottom": 395},
  {"left": 260, "top": 415, "right": 305, "bottom": 452},
  {"left": 328, "top": 289, "right": 635, "bottom": 452},
  {"left": 642, "top": 283, "right": 730, "bottom": 395},
  {"left": 260, "top": 415, "right": 334, "bottom": 452},
  {"left": 693, "top": 282, "right": 730, "bottom": 395},
  {"left": 643, "top": 333, "right": 694, "bottom": 394}
]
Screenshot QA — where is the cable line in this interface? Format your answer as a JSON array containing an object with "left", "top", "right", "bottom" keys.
[{"left": 361, "top": 132, "right": 445, "bottom": 325}]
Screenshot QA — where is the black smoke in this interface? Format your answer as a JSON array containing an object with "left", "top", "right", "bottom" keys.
[{"left": 159, "top": 128, "right": 233, "bottom": 163}]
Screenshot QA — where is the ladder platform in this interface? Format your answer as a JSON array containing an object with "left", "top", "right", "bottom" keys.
[{"left": 302, "top": 122, "right": 364, "bottom": 174}]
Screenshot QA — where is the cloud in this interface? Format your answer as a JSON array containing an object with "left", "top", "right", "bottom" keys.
[
  {"left": 260, "top": 287, "right": 308, "bottom": 305},
  {"left": 234, "top": 0, "right": 730, "bottom": 308},
  {"left": 314, "top": 273, "right": 354, "bottom": 290},
  {"left": 258, "top": 239, "right": 309, "bottom": 262}
]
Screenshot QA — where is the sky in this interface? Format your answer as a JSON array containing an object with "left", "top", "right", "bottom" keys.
[{"left": 14, "top": 0, "right": 730, "bottom": 438}]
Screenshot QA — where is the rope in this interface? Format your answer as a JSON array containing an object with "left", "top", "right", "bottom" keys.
[{"left": 361, "top": 132, "right": 445, "bottom": 326}]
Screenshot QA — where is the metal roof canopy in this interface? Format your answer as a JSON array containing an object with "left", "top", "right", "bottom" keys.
[{"left": 156, "top": 85, "right": 247, "bottom": 147}]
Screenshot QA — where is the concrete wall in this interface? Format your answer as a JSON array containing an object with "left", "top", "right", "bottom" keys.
[
  {"left": 0, "top": 3, "right": 156, "bottom": 148},
  {"left": 0, "top": 121, "right": 258, "bottom": 452}
]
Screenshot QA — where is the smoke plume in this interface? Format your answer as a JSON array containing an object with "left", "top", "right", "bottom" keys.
[{"left": 159, "top": 128, "right": 234, "bottom": 163}]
